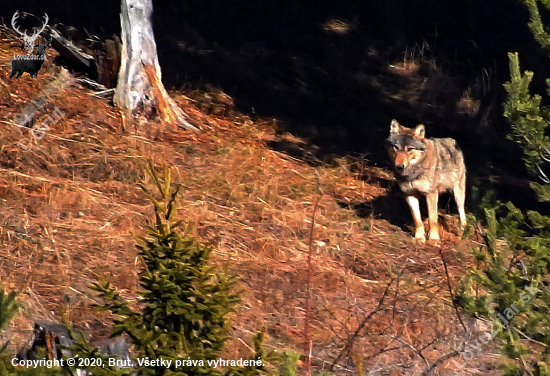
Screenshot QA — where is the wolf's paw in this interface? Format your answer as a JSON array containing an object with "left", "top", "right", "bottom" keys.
[
  {"left": 428, "top": 231, "right": 441, "bottom": 247},
  {"left": 413, "top": 226, "right": 425, "bottom": 244},
  {"left": 427, "top": 238, "right": 441, "bottom": 247},
  {"left": 412, "top": 236, "right": 426, "bottom": 245}
]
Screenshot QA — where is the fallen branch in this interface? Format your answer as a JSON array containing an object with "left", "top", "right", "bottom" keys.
[{"left": 46, "top": 27, "right": 98, "bottom": 79}]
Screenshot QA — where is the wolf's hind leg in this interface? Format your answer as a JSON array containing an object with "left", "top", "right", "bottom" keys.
[{"left": 454, "top": 177, "right": 467, "bottom": 235}]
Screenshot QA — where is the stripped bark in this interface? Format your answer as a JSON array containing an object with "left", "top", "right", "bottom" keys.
[{"left": 113, "top": 0, "right": 199, "bottom": 132}]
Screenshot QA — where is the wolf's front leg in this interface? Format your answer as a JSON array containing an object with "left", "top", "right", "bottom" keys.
[
  {"left": 426, "top": 191, "right": 440, "bottom": 246},
  {"left": 406, "top": 195, "right": 425, "bottom": 243}
]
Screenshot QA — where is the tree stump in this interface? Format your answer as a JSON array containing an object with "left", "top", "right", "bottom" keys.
[{"left": 113, "top": 0, "right": 199, "bottom": 132}]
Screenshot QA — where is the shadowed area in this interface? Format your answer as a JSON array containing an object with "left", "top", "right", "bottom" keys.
[{"left": 2, "top": 0, "right": 550, "bottom": 215}]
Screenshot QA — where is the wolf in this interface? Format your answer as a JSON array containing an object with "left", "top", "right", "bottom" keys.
[{"left": 385, "top": 119, "right": 466, "bottom": 245}]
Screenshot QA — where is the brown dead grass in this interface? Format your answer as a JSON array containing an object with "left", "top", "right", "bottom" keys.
[
  {"left": 0, "top": 26, "right": 502, "bottom": 375},
  {"left": 383, "top": 43, "right": 482, "bottom": 127}
]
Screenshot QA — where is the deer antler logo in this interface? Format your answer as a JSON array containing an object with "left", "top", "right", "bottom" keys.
[{"left": 11, "top": 11, "right": 49, "bottom": 55}]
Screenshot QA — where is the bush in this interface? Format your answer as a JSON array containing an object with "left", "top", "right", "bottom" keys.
[
  {"left": 0, "top": 161, "right": 278, "bottom": 376},
  {"left": 457, "top": 1, "right": 550, "bottom": 375}
]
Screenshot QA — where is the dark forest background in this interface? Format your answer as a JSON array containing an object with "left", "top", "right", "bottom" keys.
[{"left": 3, "top": 0, "right": 550, "bottom": 212}]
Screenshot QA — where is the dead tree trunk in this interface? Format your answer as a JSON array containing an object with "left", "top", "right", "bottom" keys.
[{"left": 113, "top": 0, "right": 199, "bottom": 132}]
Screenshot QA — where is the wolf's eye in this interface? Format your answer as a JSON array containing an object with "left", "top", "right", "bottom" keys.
[{"left": 406, "top": 147, "right": 415, "bottom": 152}]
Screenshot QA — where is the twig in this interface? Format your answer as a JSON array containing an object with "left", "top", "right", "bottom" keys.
[
  {"left": 76, "top": 77, "right": 108, "bottom": 91},
  {"left": 387, "top": 334, "right": 430, "bottom": 369},
  {"left": 420, "top": 350, "right": 461, "bottom": 376},
  {"left": 362, "top": 345, "right": 402, "bottom": 362},
  {"left": 302, "top": 195, "right": 321, "bottom": 376},
  {"left": 516, "top": 328, "right": 548, "bottom": 347},
  {"left": 537, "top": 165, "right": 550, "bottom": 184},
  {"left": 519, "top": 353, "right": 534, "bottom": 376},
  {"left": 237, "top": 337, "right": 254, "bottom": 353},
  {"left": 510, "top": 327, "right": 534, "bottom": 376},
  {"left": 328, "top": 263, "right": 408, "bottom": 372},
  {"left": 392, "top": 263, "right": 404, "bottom": 321},
  {"left": 90, "top": 89, "right": 115, "bottom": 98},
  {"left": 439, "top": 248, "right": 468, "bottom": 333}
]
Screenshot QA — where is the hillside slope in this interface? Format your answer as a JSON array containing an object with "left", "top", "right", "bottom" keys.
[{"left": 0, "top": 28, "right": 499, "bottom": 375}]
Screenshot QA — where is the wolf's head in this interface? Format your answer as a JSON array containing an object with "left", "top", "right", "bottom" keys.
[{"left": 385, "top": 119, "right": 427, "bottom": 176}]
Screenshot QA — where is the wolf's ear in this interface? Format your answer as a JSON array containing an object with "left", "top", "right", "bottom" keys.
[
  {"left": 414, "top": 124, "right": 425, "bottom": 139},
  {"left": 390, "top": 119, "right": 400, "bottom": 134}
]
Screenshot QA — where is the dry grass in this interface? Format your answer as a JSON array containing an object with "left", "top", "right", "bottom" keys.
[
  {"left": 382, "top": 42, "right": 483, "bottom": 127},
  {"left": 0, "top": 26, "right": 502, "bottom": 375}
]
